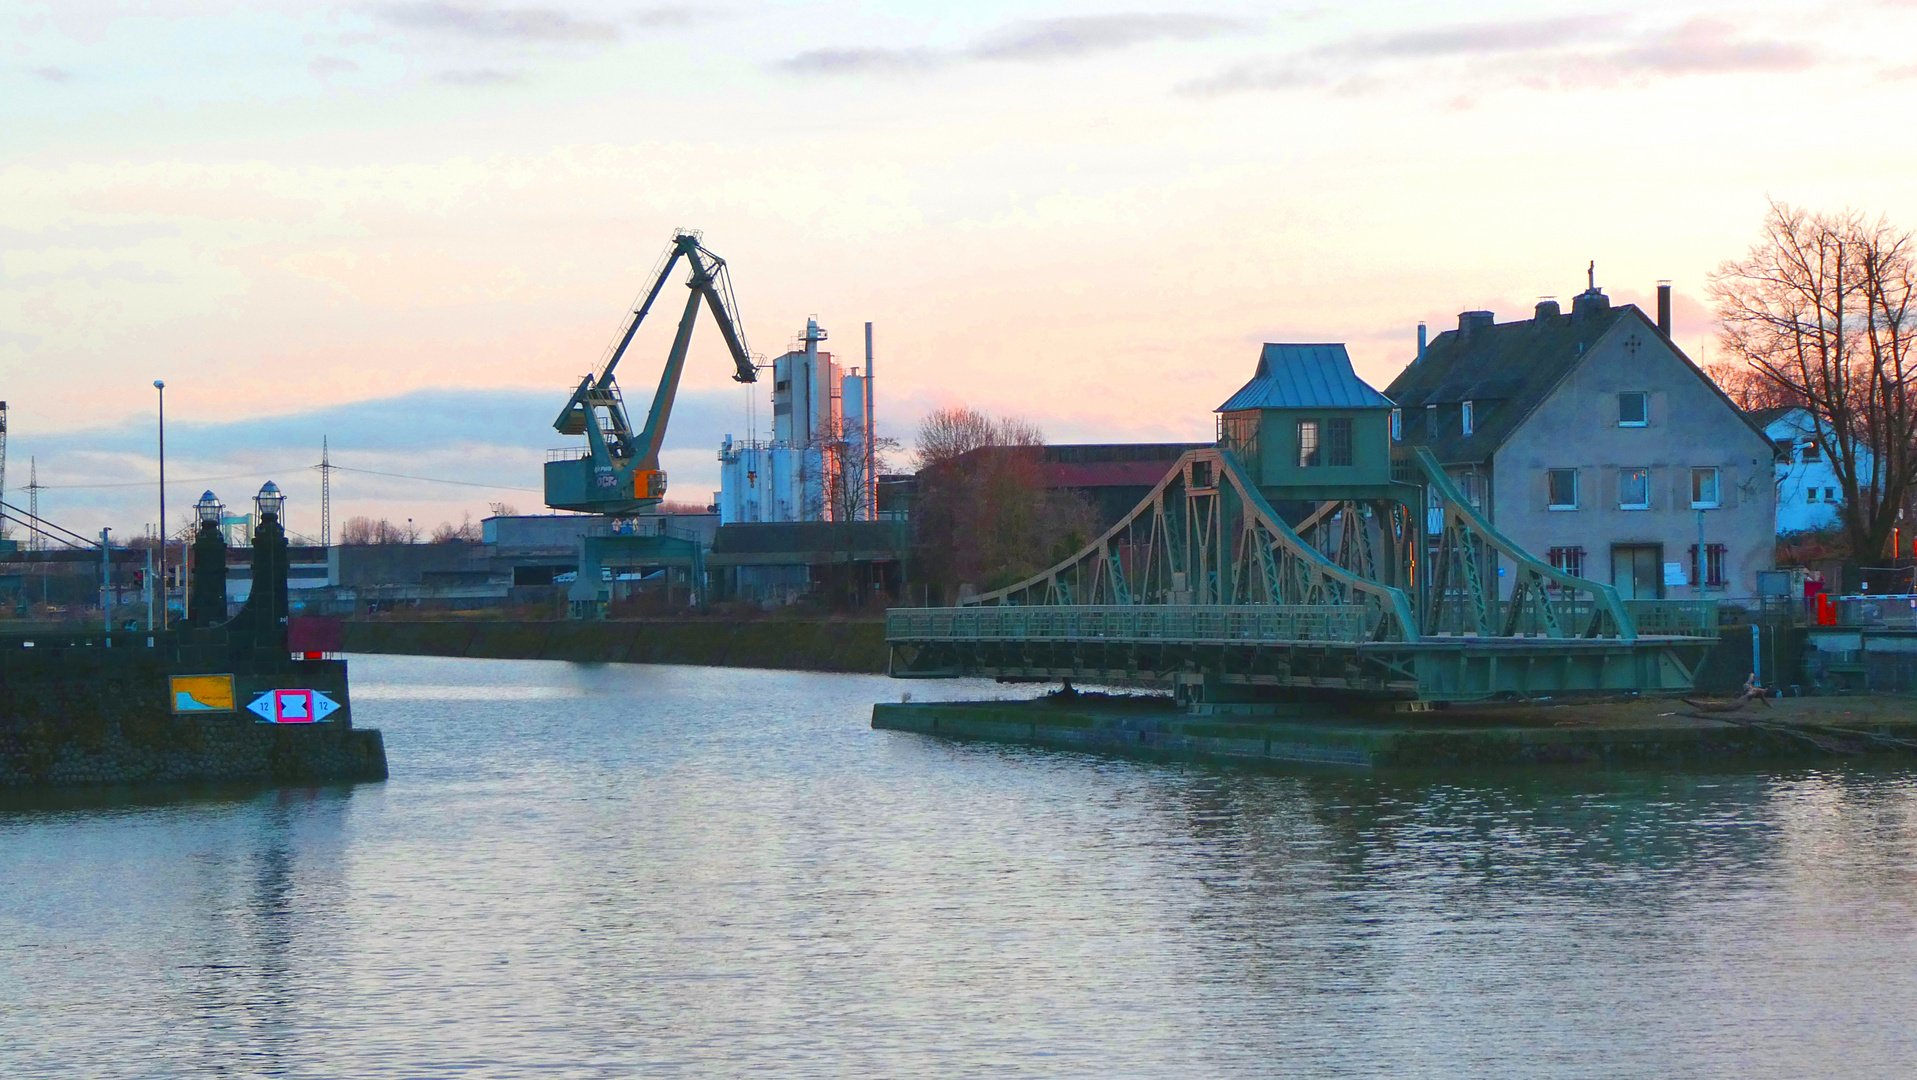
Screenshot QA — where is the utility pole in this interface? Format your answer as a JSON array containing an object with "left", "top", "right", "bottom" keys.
[
  {"left": 25, "top": 457, "right": 38, "bottom": 552},
  {"left": 100, "top": 527, "right": 111, "bottom": 633},
  {"left": 154, "top": 380, "right": 167, "bottom": 630}
]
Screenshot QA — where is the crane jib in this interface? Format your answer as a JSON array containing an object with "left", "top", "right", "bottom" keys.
[{"left": 544, "top": 230, "right": 757, "bottom": 516}]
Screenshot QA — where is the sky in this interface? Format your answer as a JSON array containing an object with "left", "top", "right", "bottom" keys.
[{"left": 7, "top": 0, "right": 1917, "bottom": 541}]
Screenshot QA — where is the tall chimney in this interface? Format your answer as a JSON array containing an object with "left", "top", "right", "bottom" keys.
[
  {"left": 1656, "top": 280, "right": 1672, "bottom": 338},
  {"left": 1417, "top": 322, "right": 1427, "bottom": 362},
  {"left": 864, "top": 321, "right": 876, "bottom": 522}
]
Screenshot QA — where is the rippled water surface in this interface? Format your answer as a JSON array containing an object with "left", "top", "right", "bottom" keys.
[{"left": 6, "top": 655, "right": 1917, "bottom": 1078}]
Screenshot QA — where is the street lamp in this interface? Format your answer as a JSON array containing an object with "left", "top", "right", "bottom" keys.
[{"left": 154, "top": 379, "right": 166, "bottom": 629}]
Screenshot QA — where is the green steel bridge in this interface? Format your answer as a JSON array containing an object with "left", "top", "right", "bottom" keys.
[{"left": 886, "top": 445, "right": 1718, "bottom": 704}]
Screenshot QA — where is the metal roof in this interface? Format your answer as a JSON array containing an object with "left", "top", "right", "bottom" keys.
[{"left": 1215, "top": 344, "right": 1394, "bottom": 412}]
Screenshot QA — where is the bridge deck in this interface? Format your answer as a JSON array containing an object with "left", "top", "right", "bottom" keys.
[{"left": 887, "top": 606, "right": 1717, "bottom": 702}]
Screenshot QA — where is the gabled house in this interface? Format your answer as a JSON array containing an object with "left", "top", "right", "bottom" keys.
[{"left": 1384, "top": 281, "right": 1776, "bottom": 600}]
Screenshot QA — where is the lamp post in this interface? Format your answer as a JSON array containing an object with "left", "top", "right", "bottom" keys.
[{"left": 154, "top": 379, "right": 167, "bottom": 630}]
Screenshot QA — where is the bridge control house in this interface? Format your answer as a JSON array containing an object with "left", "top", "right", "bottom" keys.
[{"left": 1384, "top": 279, "right": 1775, "bottom": 602}]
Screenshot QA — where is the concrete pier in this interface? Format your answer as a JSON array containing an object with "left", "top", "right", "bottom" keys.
[{"left": 872, "top": 694, "right": 1917, "bottom": 769}]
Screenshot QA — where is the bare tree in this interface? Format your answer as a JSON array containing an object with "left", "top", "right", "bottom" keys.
[
  {"left": 429, "top": 513, "right": 481, "bottom": 543},
  {"left": 341, "top": 516, "right": 407, "bottom": 544},
  {"left": 1710, "top": 201, "right": 1917, "bottom": 560},
  {"left": 1703, "top": 360, "right": 1806, "bottom": 412},
  {"left": 911, "top": 407, "right": 1096, "bottom": 602}
]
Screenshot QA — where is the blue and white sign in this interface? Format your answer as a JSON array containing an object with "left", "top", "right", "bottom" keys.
[{"left": 246, "top": 689, "right": 341, "bottom": 724}]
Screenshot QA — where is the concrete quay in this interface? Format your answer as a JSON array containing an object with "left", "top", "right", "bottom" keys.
[{"left": 871, "top": 694, "right": 1917, "bottom": 770}]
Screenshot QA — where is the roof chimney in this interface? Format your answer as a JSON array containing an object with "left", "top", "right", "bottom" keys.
[
  {"left": 1656, "top": 280, "right": 1672, "bottom": 338},
  {"left": 1534, "top": 299, "right": 1561, "bottom": 322},
  {"left": 1416, "top": 321, "right": 1427, "bottom": 362},
  {"left": 1459, "top": 310, "right": 1495, "bottom": 335}
]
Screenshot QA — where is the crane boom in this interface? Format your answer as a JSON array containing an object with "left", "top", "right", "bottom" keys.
[{"left": 545, "top": 232, "right": 758, "bottom": 516}]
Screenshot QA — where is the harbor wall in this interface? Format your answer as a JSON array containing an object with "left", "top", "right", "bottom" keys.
[
  {"left": 344, "top": 618, "right": 889, "bottom": 673},
  {"left": 0, "top": 644, "right": 385, "bottom": 788}
]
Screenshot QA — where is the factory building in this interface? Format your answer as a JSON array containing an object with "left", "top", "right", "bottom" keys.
[{"left": 717, "top": 317, "right": 878, "bottom": 525}]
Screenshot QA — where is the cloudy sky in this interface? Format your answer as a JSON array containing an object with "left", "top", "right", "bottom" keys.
[{"left": 8, "top": 0, "right": 1917, "bottom": 540}]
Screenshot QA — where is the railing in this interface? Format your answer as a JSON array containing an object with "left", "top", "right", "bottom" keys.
[
  {"left": 1621, "top": 599, "right": 1719, "bottom": 636},
  {"left": 1836, "top": 594, "right": 1917, "bottom": 629},
  {"left": 1463, "top": 598, "right": 1716, "bottom": 638},
  {"left": 888, "top": 604, "right": 1371, "bottom": 645},
  {"left": 546, "top": 446, "right": 592, "bottom": 461}
]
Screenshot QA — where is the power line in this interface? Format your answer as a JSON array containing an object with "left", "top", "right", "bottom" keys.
[{"left": 329, "top": 465, "right": 541, "bottom": 493}]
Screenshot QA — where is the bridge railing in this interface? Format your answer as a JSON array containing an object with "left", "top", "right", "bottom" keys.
[
  {"left": 887, "top": 604, "right": 1372, "bottom": 645},
  {"left": 1622, "top": 599, "right": 1720, "bottom": 636},
  {"left": 1465, "top": 598, "right": 1717, "bottom": 638}
]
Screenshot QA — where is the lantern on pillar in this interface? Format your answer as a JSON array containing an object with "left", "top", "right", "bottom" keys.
[
  {"left": 254, "top": 481, "right": 285, "bottom": 522},
  {"left": 195, "top": 490, "right": 224, "bottom": 525}
]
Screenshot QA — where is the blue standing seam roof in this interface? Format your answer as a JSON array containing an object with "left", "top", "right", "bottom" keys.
[{"left": 1215, "top": 343, "right": 1395, "bottom": 412}]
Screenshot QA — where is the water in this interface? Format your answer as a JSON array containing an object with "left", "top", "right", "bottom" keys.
[{"left": 5, "top": 656, "right": 1917, "bottom": 1079}]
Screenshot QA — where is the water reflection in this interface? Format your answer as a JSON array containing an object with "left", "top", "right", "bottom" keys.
[{"left": 4, "top": 656, "right": 1917, "bottom": 1078}]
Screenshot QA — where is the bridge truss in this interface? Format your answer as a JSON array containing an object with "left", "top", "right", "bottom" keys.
[{"left": 887, "top": 447, "right": 1716, "bottom": 702}]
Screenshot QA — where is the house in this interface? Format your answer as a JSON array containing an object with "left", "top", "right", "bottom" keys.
[
  {"left": 1384, "top": 280, "right": 1776, "bottom": 601},
  {"left": 1752, "top": 406, "right": 1868, "bottom": 535}
]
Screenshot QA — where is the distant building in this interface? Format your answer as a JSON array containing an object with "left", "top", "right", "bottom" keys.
[
  {"left": 707, "top": 520, "right": 908, "bottom": 606},
  {"left": 1039, "top": 444, "right": 1206, "bottom": 530},
  {"left": 1752, "top": 406, "right": 1868, "bottom": 535},
  {"left": 1385, "top": 281, "right": 1776, "bottom": 600},
  {"left": 718, "top": 317, "right": 877, "bottom": 524}
]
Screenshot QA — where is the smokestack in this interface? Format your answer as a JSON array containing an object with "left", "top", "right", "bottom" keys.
[
  {"left": 1416, "top": 322, "right": 1427, "bottom": 362},
  {"left": 1656, "top": 280, "right": 1672, "bottom": 338},
  {"left": 864, "top": 322, "right": 876, "bottom": 522}
]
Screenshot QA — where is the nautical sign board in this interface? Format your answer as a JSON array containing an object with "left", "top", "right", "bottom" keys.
[
  {"left": 171, "top": 674, "right": 236, "bottom": 713},
  {"left": 246, "top": 689, "right": 341, "bottom": 724}
]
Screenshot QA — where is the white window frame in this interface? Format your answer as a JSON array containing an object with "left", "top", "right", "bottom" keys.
[
  {"left": 1690, "top": 467, "right": 1720, "bottom": 509},
  {"left": 1390, "top": 408, "right": 1402, "bottom": 442},
  {"left": 1461, "top": 400, "right": 1475, "bottom": 436},
  {"left": 1619, "top": 467, "right": 1650, "bottom": 510},
  {"left": 1618, "top": 391, "right": 1648, "bottom": 427},
  {"left": 1547, "top": 469, "right": 1578, "bottom": 511}
]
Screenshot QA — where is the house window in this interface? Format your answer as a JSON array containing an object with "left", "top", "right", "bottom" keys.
[
  {"left": 1619, "top": 467, "right": 1650, "bottom": 509},
  {"left": 1461, "top": 400, "right": 1475, "bottom": 436},
  {"left": 1297, "top": 420, "right": 1320, "bottom": 467},
  {"left": 1547, "top": 469, "right": 1578, "bottom": 510},
  {"left": 1690, "top": 467, "right": 1720, "bottom": 508},
  {"left": 1390, "top": 408, "right": 1402, "bottom": 442},
  {"left": 1689, "top": 543, "right": 1727, "bottom": 588},
  {"left": 1808, "top": 489, "right": 1820, "bottom": 504},
  {"left": 1826, "top": 486, "right": 1837, "bottom": 502},
  {"left": 1548, "top": 546, "right": 1585, "bottom": 579},
  {"left": 1802, "top": 442, "right": 1821, "bottom": 462},
  {"left": 1618, "top": 391, "right": 1648, "bottom": 427},
  {"left": 1425, "top": 404, "right": 1438, "bottom": 439},
  {"left": 1326, "top": 418, "right": 1353, "bottom": 466}
]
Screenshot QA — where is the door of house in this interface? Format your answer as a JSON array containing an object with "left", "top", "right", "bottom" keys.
[{"left": 1610, "top": 544, "right": 1663, "bottom": 600}]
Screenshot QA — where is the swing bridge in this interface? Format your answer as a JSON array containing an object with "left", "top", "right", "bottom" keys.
[{"left": 885, "top": 444, "right": 1718, "bottom": 703}]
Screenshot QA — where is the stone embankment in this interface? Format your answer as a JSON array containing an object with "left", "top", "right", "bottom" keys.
[
  {"left": 344, "top": 619, "right": 888, "bottom": 673},
  {"left": 0, "top": 716, "right": 386, "bottom": 787}
]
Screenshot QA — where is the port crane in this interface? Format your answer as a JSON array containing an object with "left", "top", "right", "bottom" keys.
[{"left": 545, "top": 231, "right": 756, "bottom": 515}]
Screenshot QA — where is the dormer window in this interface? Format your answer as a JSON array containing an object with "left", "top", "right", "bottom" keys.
[
  {"left": 1391, "top": 408, "right": 1402, "bottom": 442},
  {"left": 1461, "top": 400, "right": 1475, "bottom": 436}
]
